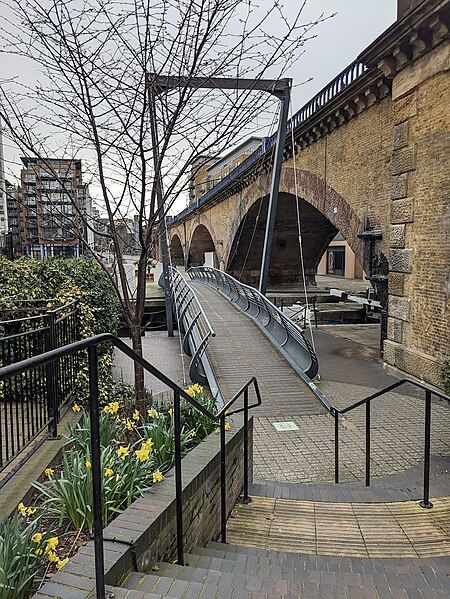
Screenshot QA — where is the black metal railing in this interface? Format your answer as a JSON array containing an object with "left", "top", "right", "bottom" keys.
[
  {"left": 332, "top": 379, "right": 450, "bottom": 508},
  {"left": 0, "top": 302, "right": 79, "bottom": 471},
  {"left": 188, "top": 266, "right": 320, "bottom": 382},
  {"left": 0, "top": 333, "right": 262, "bottom": 598},
  {"left": 169, "top": 59, "right": 368, "bottom": 224},
  {"left": 169, "top": 267, "right": 222, "bottom": 402}
]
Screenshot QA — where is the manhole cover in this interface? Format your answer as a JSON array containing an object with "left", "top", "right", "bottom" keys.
[
  {"left": 334, "top": 346, "right": 380, "bottom": 361},
  {"left": 272, "top": 421, "right": 299, "bottom": 431}
]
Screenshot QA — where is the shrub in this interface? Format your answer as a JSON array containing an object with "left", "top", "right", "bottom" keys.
[
  {"left": 0, "top": 513, "right": 57, "bottom": 599},
  {"left": 0, "top": 257, "right": 119, "bottom": 336}
]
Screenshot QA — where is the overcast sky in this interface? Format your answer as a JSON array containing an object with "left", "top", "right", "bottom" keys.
[{"left": 1, "top": 0, "right": 397, "bottom": 212}]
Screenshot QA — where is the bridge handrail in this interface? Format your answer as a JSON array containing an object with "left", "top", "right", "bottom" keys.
[
  {"left": 169, "top": 267, "right": 223, "bottom": 402},
  {"left": 169, "top": 59, "right": 368, "bottom": 224},
  {"left": 188, "top": 266, "right": 319, "bottom": 381}
]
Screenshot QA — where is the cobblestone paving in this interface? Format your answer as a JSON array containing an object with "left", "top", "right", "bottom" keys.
[
  {"left": 190, "top": 282, "right": 450, "bottom": 485},
  {"left": 113, "top": 331, "right": 187, "bottom": 395},
  {"left": 253, "top": 381, "right": 450, "bottom": 484}
]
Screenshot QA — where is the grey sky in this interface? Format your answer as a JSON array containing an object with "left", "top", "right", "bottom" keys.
[{"left": 1, "top": 0, "right": 397, "bottom": 211}]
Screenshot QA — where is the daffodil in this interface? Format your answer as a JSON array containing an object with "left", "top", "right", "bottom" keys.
[
  {"left": 132, "top": 409, "right": 140, "bottom": 421},
  {"left": 46, "top": 537, "right": 59, "bottom": 551},
  {"left": 152, "top": 470, "right": 164, "bottom": 483},
  {"left": 35, "top": 548, "right": 44, "bottom": 557},
  {"left": 103, "top": 401, "right": 119, "bottom": 414},
  {"left": 141, "top": 439, "right": 154, "bottom": 452},
  {"left": 85, "top": 460, "right": 92, "bottom": 470},
  {"left": 186, "top": 383, "right": 203, "bottom": 397},
  {"left": 72, "top": 403, "right": 81, "bottom": 413},
  {"left": 117, "top": 446, "right": 129, "bottom": 459},
  {"left": 104, "top": 468, "right": 114, "bottom": 477},
  {"left": 224, "top": 422, "right": 231, "bottom": 431},
  {"left": 115, "top": 474, "right": 121, "bottom": 482},
  {"left": 17, "top": 503, "right": 27, "bottom": 517},
  {"left": 147, "top": 407, "right": 158, "bottom": 418},
  {"left": 57, "top": 558, "right": 69, "bottom": 570},
  {"left": 124, "top": 418, "right": 134, "bottom": 431},
  {"left": 26, "top": 507, "right": 36, "bottom": 517},
  {"left": 45, "top": 468, "right": 54, "bottom": 477},
  {"left": 47, "top": 550, "right": 59, "bottom": 563},
  {"left": 31, "top": 533, "right": 42, "bottom": 543},
  {"left": 168, "top": 407, "right": 173, "bottom": 417},
  {"left": 135, "top": 448, "right": 150, "bottom": 462}
]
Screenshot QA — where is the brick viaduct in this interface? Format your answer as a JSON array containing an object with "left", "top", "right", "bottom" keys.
[{"left": 168, "top": 0, "right": 449, "bottom": 388}]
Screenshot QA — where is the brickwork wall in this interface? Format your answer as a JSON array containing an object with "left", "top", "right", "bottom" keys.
[
  {"left": 384, "top": 41, "right": 450, "bottom": 385},
  {"left": 169, "top": 42, "right": 449, "bottom": 387}
]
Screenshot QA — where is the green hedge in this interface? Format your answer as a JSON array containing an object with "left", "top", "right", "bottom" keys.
[{"left": 0, "top": 257, "right": 119, "bottom": 336}]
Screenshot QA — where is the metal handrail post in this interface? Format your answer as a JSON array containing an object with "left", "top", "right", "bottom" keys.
[
  {"left": 173, "top": 390, "right": 185, "bottom": 564},
  {"left": 44, "top": 311, "right": 58, "bottom": 438},
  {"left": 220, "top": 413, "right": 227, "bottom": 543},
  {"left": 365, "top": 401, "right": 370, "bottom": 487},
  {"left": 88, "top": 345, "right": 105, "bottom": 599},
  {"left": 419, "top": 390, "right": 433, "bottom": 509},
  {"left": 241, "top": 387, "right": 251, "bottom": 504},
  {"left": 334, "top": 412, "right": 339, "bottom": 484}
]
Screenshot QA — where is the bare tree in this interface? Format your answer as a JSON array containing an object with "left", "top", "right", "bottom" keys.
[{"left": 0, "top": 0, "right": 331, "bottom": 407}]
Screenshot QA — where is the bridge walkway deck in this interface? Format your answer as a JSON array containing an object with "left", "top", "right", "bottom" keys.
[{"left": 190, "top": 281, "right": 326, "bottom": 418}]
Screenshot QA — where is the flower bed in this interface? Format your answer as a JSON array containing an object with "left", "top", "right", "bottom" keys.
[{"left": 0, "top": 384, "right": 222, "bottom": 599}]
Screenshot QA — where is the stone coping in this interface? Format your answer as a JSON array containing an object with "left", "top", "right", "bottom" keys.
[{"left": 35, "top": 416, "right": 251, "bottom": 598}]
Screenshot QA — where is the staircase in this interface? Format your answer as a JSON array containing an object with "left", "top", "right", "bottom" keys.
[{"left": 109, "top": 541, "right": 449, "bottom": 598}]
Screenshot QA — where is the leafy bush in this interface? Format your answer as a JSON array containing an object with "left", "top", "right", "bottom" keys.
[
  {"left": 0, "top": 513, "right": 58, "bottom": 599},
  {"left": 0, "top": 257, "right": 119, "bottom": 336}
]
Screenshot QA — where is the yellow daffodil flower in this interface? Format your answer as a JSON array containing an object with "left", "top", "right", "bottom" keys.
[
  {"left": 26, "top": 507, "right": 36, "bottom": 517},
  {"left": 85, "top": 460, "right": 92, "bottom": 469},
  {"left": 124, "top": 419, "right": 134, "bottom": 431},
  {"left": 17, "top": 503, "right": 27, "bottom": 517},
  {"left": 116, "top": 446, "right": 129, "bottom": 459},
  {"left": 103, "top": 401, "right": 120, "bottom": 415},
  {"left": 135, "top": 448, "right": 150, "bottom": 462},
  {"left": 35, "top": 548, "right": 44, "bottom": 556},
  {"left": 45, "top": 468, "right": 54, "bottom": 477},
  {"left": 152, "top": 470, "right": 164, "bottom": 483},
  {"left": 224, "top": 422, "right": 231, "bottom": 431},
  {"left": 104, "top": 468, "right": 114, "bottom": 477},
  {"left": 147, "top": 408, "right": 158, "bottom": 418},
  {"left": 46, "top": 537, "right": 59, "bottom": 551},
  {"left": 31, "top": 533, "right": 43, "bottom": 543},
  {"left": 57, "top": 558, "right": 69, "bottom": 570},
  {"left": 132, "top": 409, "right": 140, "bottom": 421},
  {"left": 72, "top": 403, "right": 81, "bottom": 413},
  {"left": 47, "top": 550, "right": 59, "bottom": 563},
  {"left": 141, "top": 439, "right": 154, "bottom": 452}
]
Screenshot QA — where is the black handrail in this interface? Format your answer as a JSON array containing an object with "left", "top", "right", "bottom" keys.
[
  {"left": 0, "top": 332, "right": 262, "bottom": 598},
  {"left": 332, "top": 378, "right": 450, "bottom": 508}
]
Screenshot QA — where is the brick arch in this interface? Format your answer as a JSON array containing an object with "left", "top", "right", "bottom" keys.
[
  {"left": 223, "top": 167, "right": 368, "bottom": 275},
  {"left": 188, "top": 222, "right": 219, "bottom": 268},
  {"left": 169, "top": 233, "right": 184, "bottom": 266}
]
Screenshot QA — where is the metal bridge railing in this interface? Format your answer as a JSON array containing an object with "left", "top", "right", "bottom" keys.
[
  {"left": 188, "top": 266, "right": 321, "bottom": 384},
  {"left": 169, "top": 268, "right": 222, "bottom": 403}
]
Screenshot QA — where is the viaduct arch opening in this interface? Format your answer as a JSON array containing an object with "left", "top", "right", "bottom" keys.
[
  {"left": 188, "top": 224, "right": 217, "bottom": 268},
  {"left": 170, "top": 234, "right": 184, "bottom": 266},
  {"left": 227, "top": 193, "right": 359, "bottom": 288}
]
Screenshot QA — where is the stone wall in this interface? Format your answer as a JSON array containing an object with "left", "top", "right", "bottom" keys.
[{"left": 35, "top": 418, "right": 252, "bottom": 597}]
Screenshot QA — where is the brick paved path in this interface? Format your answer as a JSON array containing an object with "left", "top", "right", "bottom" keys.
[{"left": 192, "top": 283, "right": 450, "bottom": 485}]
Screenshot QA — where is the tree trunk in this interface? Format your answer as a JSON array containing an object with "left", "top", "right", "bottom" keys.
[{"left": 130, "top": 324, "right": 146, "bottom": 410}]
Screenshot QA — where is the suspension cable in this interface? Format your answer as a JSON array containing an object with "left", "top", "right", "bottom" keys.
[{"left": 289, "top": 106, "right": 319, "bottom": 375}]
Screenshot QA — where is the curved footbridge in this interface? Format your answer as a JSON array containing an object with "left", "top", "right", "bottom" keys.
[{"left": 189, "top": 279, "right": 326, "bottom": 419}]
